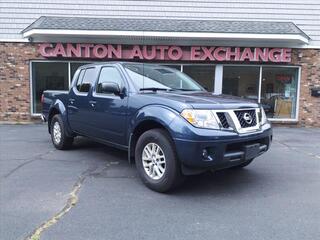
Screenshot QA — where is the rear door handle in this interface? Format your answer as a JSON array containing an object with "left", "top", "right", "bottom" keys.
[{"left": 89, "top": 100, "right": 96, "bottom": 107}]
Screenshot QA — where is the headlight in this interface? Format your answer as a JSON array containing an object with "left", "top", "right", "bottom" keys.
[
  {"left": 180, "top": 109, "right": 220, "bottom": 129},
  {"left": 259, "top": 106, "right": 268, "bottom": 125}
]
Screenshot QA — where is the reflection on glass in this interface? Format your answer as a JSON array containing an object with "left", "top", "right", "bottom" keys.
[
  {"left": 123, "top": 63, "right": 203, "bottom": 91},
  {"left": 222, "top": 66, "right": 260, "bottom": 101},
  {"left": 32, "top": 62, "right": 68, "bottom": 113},
  {"left": 162, "top": 65, "right": 181, "bottom": 71},
  {"left": 261, "top": 67, "right": 298, "bottom": 119},
  {"left": 70, "top": 62, "right": 90, "bottom": 81},
  {"left": 183, "top": 65, "right": 215, "bottom": 92}
]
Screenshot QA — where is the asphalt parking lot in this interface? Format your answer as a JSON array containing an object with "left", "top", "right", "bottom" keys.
[{"left": 0, "top": 124, "right": 320, "bottom": 240}]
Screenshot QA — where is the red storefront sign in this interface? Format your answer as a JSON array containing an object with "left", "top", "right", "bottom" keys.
[
  {"left": 276, "top": 74, "right": 293, "bottom": 83},
  {"left": 38, "top": 43, "right": 292, "bottom": 63}
]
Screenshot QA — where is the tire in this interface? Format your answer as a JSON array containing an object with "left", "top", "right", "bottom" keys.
[
  {"left": 135, "top": 128, "right": 184, "bottom": 192},
  {"left": 231, "top": 158, "right": 254, "bottom": 169},
  {"left": 50, "top": 114, "right": 73, "bottom": 150}
]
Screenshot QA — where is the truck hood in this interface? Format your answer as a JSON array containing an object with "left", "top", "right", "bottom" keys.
[{"left": 142, "top": 91, "right": 259, "bottom": 110}]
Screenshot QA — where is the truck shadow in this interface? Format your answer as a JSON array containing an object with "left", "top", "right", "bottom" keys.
[
  {"left": 71, "top": 137, "right": 269, "bottom": 196},
  {"left": 175, "top": 169, "right": 267, "bottom": 196}
]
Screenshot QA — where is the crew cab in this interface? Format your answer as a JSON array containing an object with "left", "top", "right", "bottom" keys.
[{"left": 42, "top": 62, "right": 272, "bottom": 192}]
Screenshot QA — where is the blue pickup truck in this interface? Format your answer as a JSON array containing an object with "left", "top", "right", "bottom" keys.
[{"left": 42, "top": 62, "right": 272, "bottom": 192}]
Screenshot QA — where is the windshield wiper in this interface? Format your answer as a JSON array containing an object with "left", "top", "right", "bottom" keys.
[
  {"left": 139, "top": 88, "right": 170, "bottom": 92},
  {"left": 139, "top": 87, "right": 202, "bottom": 92}
]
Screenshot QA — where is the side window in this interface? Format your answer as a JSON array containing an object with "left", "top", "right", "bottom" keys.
[
  {"left": 96, "top": 67, "right": 123, "bottom": 94},
  {"left": 76, "top": 69, "right": 85, "bottom": 91},
  {"left": 78, "top": 68, "right": 96, "bottom": 93}
]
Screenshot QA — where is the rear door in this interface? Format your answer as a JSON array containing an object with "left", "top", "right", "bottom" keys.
[
  {"left": 68, "top": 67, "right": 98, "bottom": 135},
  {"left": 89, "top": 66, "right": 129, "bottom": 145}
]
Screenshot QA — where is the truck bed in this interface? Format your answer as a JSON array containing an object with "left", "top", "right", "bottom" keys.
[{"left": 42, "top": 90, "right": 69, "bottom": 120}]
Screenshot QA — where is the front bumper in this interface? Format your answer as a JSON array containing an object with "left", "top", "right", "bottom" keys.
[{"left": 172, "top": 123, "right": 272, "bottom": 171}]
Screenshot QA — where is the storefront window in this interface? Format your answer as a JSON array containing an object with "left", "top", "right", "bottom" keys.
[
  {"left": 32, "top": 62, "right": 68, "bottom": 113},
  {"left": 261, "top": 67, "right": 298, "bottom": 119},
  {"left": 222, "top": 65, "right": 299, "bottom": 120},
  {"left": 30, "top": 61, "right": 299, "bottom": 120},
  {"left": 183, "top": 65, "right": 215, "bottom": 92},
  {"left": 222, "top": 66, "right": 260, "bottom": 101}
]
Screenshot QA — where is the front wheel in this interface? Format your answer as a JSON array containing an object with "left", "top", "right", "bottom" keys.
[
  {"left": 135, "top": 129, "right": 184, "bottom": 192},
  {"left": 50, "top": 114, "right": 73, "bottom": 150}
]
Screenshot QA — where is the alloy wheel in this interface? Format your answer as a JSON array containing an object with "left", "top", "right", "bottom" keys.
[
  {"left": 53, "top": 121, "right": 62, "bottom": 144},
  {"left": 142, "top": 143, "right": 166, "bottom": 180}
]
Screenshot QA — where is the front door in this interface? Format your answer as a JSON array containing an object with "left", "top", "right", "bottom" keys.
[{"left": 89, "top": 66, "right": 128, "bottom": 146}]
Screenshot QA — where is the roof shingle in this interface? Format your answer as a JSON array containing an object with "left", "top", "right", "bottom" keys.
[{"left": 22, "top": 16, "right": 309, "bottom": 38}]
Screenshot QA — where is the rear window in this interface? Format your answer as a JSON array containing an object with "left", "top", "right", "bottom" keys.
[{"left": 76, "top": 69, "right": 85, "bottom": 91}]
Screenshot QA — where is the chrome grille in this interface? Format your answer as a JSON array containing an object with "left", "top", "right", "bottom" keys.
[
  {"left": 216, "top": 112, "right": 230, "bottom": 128},
  {"left": 212, "top": 108, "right": 260, "bottom": 134},
  {"left": 234, "top": 109, "right": 257, "bottom": 128}
]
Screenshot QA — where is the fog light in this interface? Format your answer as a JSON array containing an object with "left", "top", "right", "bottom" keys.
[{"left": 202, "top": 149, "right": 213, "bottom": 161}]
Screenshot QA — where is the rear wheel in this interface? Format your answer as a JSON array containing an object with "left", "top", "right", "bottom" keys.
[
  {"left": 135, "top": 129, "right": 184, "bottom": 192},
  {"left": 50, "top": 114, "right": 73, "bottom": 150}
]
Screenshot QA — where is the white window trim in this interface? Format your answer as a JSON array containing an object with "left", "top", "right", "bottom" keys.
[
  {"left": 214, "top": 65, "right": 223, "bottom": 95},
  {"left": 68, "top": 62, "right": 71, "bottom": 86},
  {"left": 258, "top": 66, "right": 262, "bottom": 104}
]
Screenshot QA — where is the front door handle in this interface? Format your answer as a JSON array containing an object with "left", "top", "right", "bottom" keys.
[
  {"left": 69, "top": 98, "right": 75, "bottom": 104},
  {"left": 89, "top": 100, "right": 96, "bottom": 107}
]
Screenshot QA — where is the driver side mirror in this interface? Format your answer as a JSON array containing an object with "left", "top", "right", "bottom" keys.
[{"left": 99, "top": 82, "right": 123, "bottom": 96}]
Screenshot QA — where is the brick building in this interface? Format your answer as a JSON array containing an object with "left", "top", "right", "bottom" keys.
[{"left": 0, "top": 1, "right": 319, "bottom": 126}]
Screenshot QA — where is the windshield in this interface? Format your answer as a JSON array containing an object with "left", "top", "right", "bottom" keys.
[{"left": 123, "top": 63, "right": 204, "bottom": 91}]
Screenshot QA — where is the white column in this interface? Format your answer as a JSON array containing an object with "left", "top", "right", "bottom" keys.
[
  {"left": 258, "top": 66, "right": 262, "bottom": 103},
  {"left": 68, "top": 62, "right": 71, "bottom": 88},
  {"left": 214, "top": 64, "right": 223, "bottom": 94}
]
